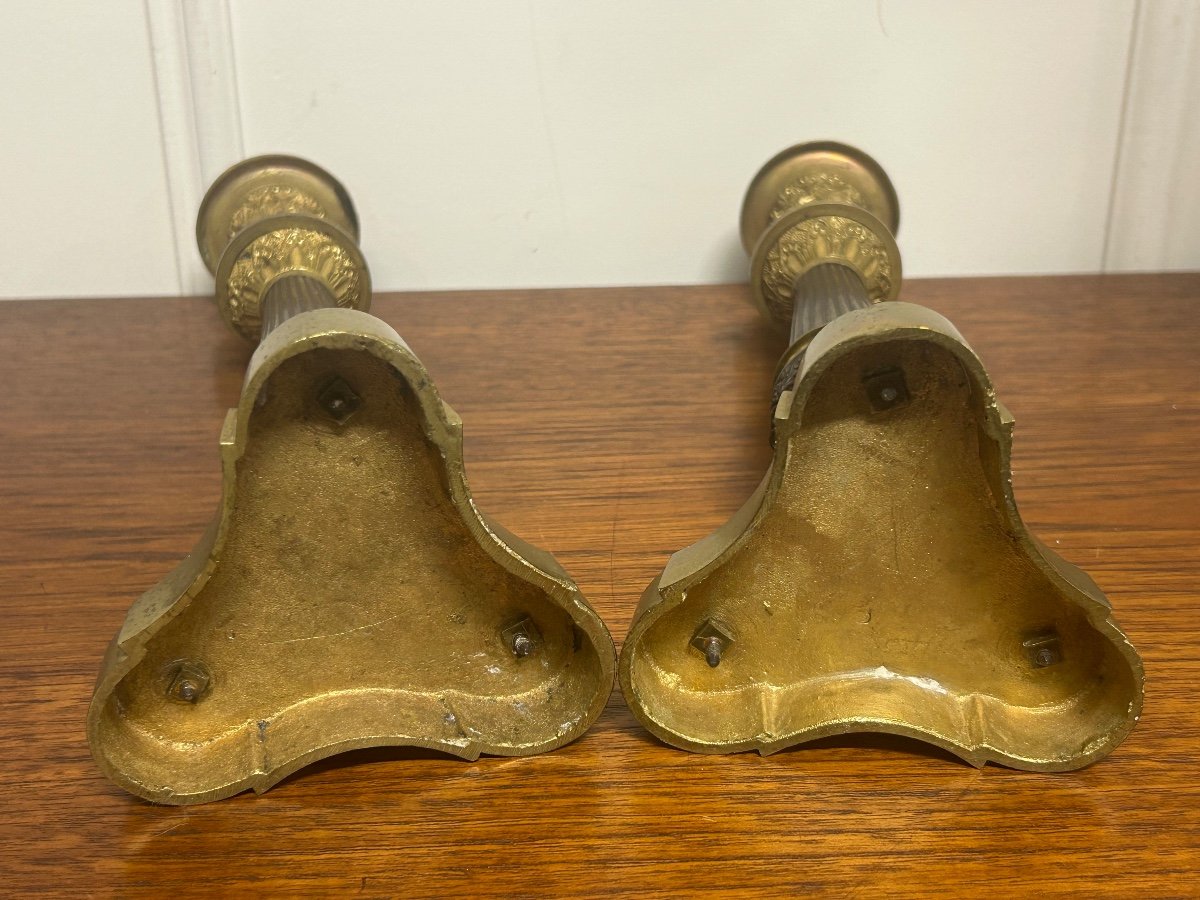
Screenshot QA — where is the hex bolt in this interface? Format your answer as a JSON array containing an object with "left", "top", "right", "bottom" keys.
[
  {"left": 501, "top": 616, "right": 541, "bottom": 660},
  {"left": 702, "top": 635, "right": 723, "bottom": 668},
  {"left": 316, "top": 376, "right": 362, "bottom": 424},
  {"left": 165, "top": 661, "right": 211, "bottom": 704},
  {"left": 511, "top": 633, "right": 533, "bottom": 658},
  {"left": 864, "top": 368, "right": 910, "bottom": 411},
  {"left": 1023, "top": 629, "right": 1063, "bottom": 669},
  {"left": 691, "top": 619, "right": 735, "bottom": 668}
]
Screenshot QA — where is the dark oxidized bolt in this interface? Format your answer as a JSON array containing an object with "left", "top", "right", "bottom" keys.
[
  {"left": 1023, "top": 628, "right": 1063, "bottom": 669},
  {"left": 317, "top": 376, "right": 361, "bottom": 424},
  {"left": 864, "top": 368, "right": 910, "bottom": 411},
  {"left": 501, "top": 616, "right": 541, "bottom": 660},
  {"left": 703, "top": 635, "right": 723, "bottom": 668},
  {"left": 1034, "top": 647, "right": 1058, "bottom": 668},
  {"left": 165, "top": 660, "right": 211, "bottom": 703},
  {"left": 512, "top": 633, "right": 533, "bottom": 658},
  {"left": 691, "top": 619, "right": 735, "bottom": 668}
]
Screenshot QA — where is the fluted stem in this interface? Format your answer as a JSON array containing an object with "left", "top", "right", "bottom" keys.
[
  {"left": 768, "top": 263, "right": 873, "bottom": 427},
  {"left": 789, "top": 262, "right": 872, "bottom": 346},
  {"left": 260, "top": 274, "right": 339, "bottom": 339}
]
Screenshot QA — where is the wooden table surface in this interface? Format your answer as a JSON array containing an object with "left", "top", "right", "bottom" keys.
[{"left": 0, "top": 275, "right": 1197, "bottom": 897}]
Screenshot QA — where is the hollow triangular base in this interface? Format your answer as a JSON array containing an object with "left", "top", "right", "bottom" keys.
[
  {"left": 90, "top": 309, "right": 614, "bottom": 803},
  {"left": 620, "top": 302, "right": 1142, "bottom": 770}
]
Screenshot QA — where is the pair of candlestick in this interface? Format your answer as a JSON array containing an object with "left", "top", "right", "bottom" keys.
[{"left": 88, "top": 144, "right": 1142, "bottom": 804}]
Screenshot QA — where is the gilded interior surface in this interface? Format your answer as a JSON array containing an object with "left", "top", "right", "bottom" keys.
[
  {"left": 89, "top": 310, "right": 614, "bottom": 804},
  {"left": 621, "top": 303, "right": 1143, "bottom": 769}
]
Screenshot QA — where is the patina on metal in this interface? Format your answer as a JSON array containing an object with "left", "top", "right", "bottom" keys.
[
  {"left": 89, "top": 156, "right": 615, "bottom": 804},
  {"left": 620, "top": 141, "right": 1144, "bottom": 770}
]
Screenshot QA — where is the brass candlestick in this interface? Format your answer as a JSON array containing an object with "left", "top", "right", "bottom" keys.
[
  {"left": 89, "top": 156, "right": 615, "bottom": 804},
  {"left": 620, "top": 142, "right": 1143, "bottom": 771}
]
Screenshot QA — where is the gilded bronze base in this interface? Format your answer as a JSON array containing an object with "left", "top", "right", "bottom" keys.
[
  {"left": 89, "top": 309, "right": 615, "bottom": 803},
  {"left": 620, "top": 303, "right": 1143, "bottom": 770}
]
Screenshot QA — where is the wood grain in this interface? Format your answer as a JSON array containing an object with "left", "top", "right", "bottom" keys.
[{"left": 0, "top": 275, "right": 1197, "bottom": 897}]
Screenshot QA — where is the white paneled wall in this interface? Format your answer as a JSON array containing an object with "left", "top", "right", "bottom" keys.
[
  {"left": 1105, "top": 0, "right": 1200, "bottom": 271},
  {"left": 1, "top": 0, "right": 1196, "bottom": 300},
  {"left": 1, "top": 4, "right": 178, "bottom": 297}
]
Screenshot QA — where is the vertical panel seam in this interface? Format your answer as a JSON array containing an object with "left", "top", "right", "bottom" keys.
[
  {"left": 143, "top": 0, "right": 187, "bottom": 295},
  {"left": 223, "top": 0, "right": 247, "bottom": 157},
  {"left": 1101, "top": 0, "right": 1144, "bottom": 271}
]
